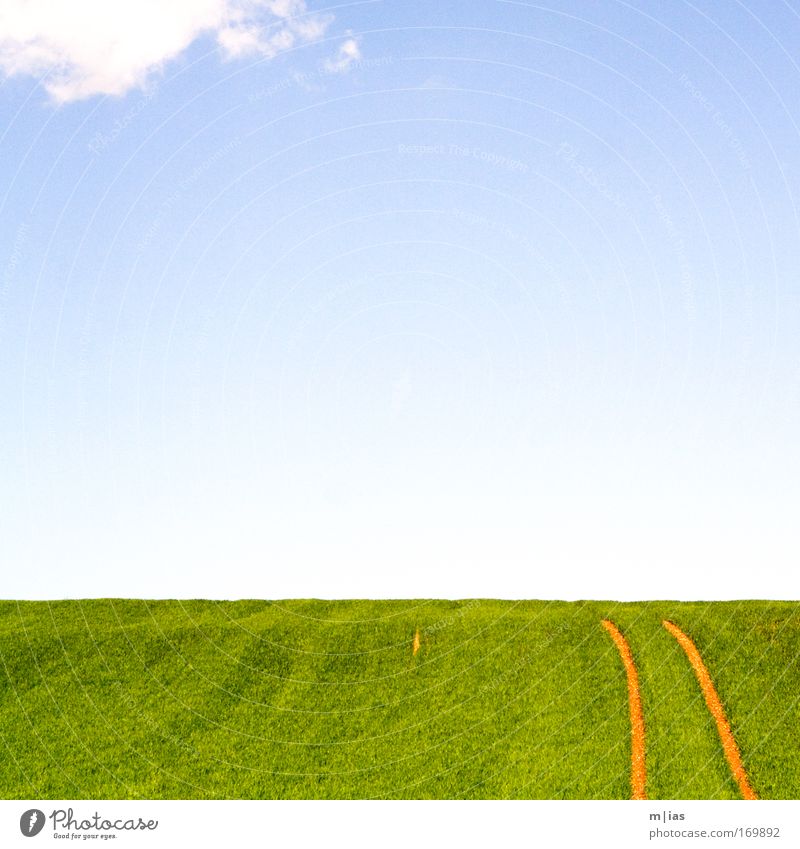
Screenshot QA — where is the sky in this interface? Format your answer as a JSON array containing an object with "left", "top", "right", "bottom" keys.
[{"left": 1, "top": 0, "right": 799, "bottom": 600}]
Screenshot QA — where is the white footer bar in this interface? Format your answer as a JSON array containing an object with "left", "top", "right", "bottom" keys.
[{"left": 2, "top": 799, "right": 797, "bottom": 848}]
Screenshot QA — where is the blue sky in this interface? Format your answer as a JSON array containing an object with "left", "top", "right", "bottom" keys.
[{"left": 1, "top": 0, "right": 798, "bottom": 599}]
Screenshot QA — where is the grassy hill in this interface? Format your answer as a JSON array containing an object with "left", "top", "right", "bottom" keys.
[{"left": 0, "top": 599, "right": 798, "bottom": 799}]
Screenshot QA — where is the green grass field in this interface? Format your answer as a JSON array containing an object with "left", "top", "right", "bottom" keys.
[{"left": 1, "top": 599, "right": 798, "bottom": 799}]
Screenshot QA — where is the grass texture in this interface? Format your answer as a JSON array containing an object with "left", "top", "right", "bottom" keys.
[{"left": 0, "top": 599, "right": 798, "bottom": 799}]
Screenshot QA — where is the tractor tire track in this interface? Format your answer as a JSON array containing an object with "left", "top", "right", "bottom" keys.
[
  {"left": 662, "top": 620, "right": 757, "bottom": 800},
  {"left": 601, "top": 619, "right": 647, "bottom": 800}
]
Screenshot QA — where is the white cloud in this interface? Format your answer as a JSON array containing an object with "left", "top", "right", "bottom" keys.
[
  {"left": 0, "top": 0, "right": 333, "bottom": 103},
  {"left": 323, "top": 36, "right": 361, "bottom": 74}
]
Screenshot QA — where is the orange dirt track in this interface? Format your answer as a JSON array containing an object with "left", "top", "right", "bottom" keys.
[
  {"left": 601, "top": 619, "right": 647, "bottom": 800},
  {"left": 662, "top": 620, "right": 758, "bottom": 800}
]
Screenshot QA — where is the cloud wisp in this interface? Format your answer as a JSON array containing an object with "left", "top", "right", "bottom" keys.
[
  {"left": 0, "top": 0, "right": 334, "bottom": 103},
  {"left": 323, "top": 36, "right": 361, "bottom": 73}
]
